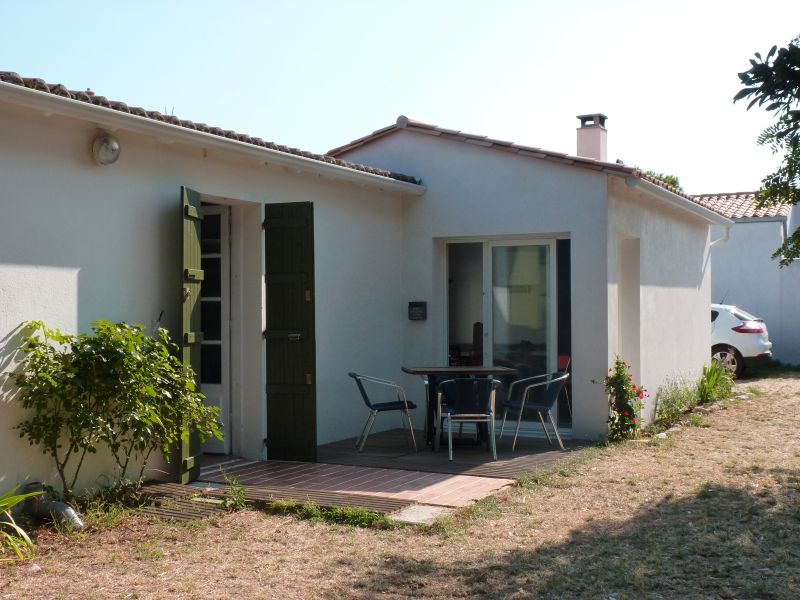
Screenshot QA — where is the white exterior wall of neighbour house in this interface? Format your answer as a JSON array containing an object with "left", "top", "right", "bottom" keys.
[
  {"left": 607, "top": 178, "right": 713, "bottom": 421},
  {"left": 338, "top": 131, "right": 614, "bottom": 440},
  {"left": 710, "top": 213, "right": 800, "bottom": 365},
  {"left": 0, "top": 98, "right": 412, "bottom": 492}
]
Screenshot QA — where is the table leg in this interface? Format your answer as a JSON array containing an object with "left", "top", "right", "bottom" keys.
[{"left": 425, "top": 375, "right": 438, "bottom": 447}]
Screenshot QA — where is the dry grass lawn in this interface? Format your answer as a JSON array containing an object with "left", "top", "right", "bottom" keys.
[{"left": 2, "top": 375, "right": 799, "bottom": 599}]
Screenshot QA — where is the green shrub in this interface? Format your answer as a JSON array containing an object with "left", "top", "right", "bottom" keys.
[
  {"left": 697, "top": 361, "right": 734, "bottom": 405},
  {"left": 223, "top": 472, "right": 247, "bottom": 511},
  {"left": 604, "top": 356, "right": 646, "bottom": 441},
  {"left": 656, "top": 378, "right": 699, "bottom": 425},
  {"left": 14, "top": 320, "right": 222, "bottom": 498}
]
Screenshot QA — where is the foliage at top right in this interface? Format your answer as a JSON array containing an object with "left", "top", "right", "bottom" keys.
[{"left": 734, "top": 35, "right": 800, "bottom": 266}]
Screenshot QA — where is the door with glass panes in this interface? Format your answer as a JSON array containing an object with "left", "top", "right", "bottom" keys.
[{"left": 200, "top": 205, "right": 231, "bottom": 454}]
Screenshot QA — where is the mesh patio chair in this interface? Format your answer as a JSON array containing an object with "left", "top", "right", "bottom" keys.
[
  {"left": 436, "top": 377, "right": 500, "bottom": 461},
  {"left": 499, "top": 371, "right": 570, "bottom": 451},
  {"left": 348, "top": 372, "right": 417, "bottom": 453}
]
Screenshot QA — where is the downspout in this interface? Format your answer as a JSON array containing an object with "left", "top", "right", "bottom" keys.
[
  {"left": 710, "top": 224, "right": 731, "bottom": 248},
  {"left": 17, "top": 482, "right": 85, "bottom": 530}
]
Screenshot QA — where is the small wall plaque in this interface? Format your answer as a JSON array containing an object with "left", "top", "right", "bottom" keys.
[{"left": 408, "top": 301, "right": 427, "bottom": 321}]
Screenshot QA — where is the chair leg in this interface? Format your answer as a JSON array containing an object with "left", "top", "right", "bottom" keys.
[
  {"left": 357, "top": 411, "right": 377, "bottom": 452},
  {"left": 537, "top": 411, "right": 553, "bottom": 445},
  {"left": 512, "top": 408, "right": 525, "bottom": 452},
  {"left": 547, "top": 410, "right": 565, "bottom": 450},
  {"left": 499, "top": 408, "right": 508, "bottom": 439},
  {"left": 356, "top": 411, "right": 371, "bottom": 449},
  {"left": 434, "top": 411, "right": 441, "bottom": 453},
  {"left": 447, "top": 415, "right": 453, "bottom": 461},
  {"left": 489, "top": 416, "right": 497, "bottom": 461},
  {"left": 404, "top": 408, "right": 418, "bottom": 452},
  {"left": 565, "top": 386, "right": 572, "bottom": 419}
]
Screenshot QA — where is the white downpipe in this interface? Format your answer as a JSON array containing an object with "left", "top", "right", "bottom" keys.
[{"left": 710, "top": 224, "right": 731, "bottom": 248}]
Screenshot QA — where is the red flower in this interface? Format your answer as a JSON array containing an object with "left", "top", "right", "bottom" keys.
[
  {"left": 623, "top": 411, "right": 630, "bottom": 417},
  {"left": 631, "top": 417, "right": 637, "bottom": 424},
  {"left": 637, "top": 390, "right": 645, "bottom": 399}
]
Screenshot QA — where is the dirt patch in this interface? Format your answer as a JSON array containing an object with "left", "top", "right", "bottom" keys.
[{"left": 2, "top": 376, "right": 799, "bottom": 599}]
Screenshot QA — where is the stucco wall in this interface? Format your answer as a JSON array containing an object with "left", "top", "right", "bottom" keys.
[
  {"left": 0, "top": 102, "right": 408, "bottom": 492},
  {"left": 608, "top": 178, "right": 712, "bottom": 421},
  {"left": 710, "top": 219, "right": 800, "bottom": 365},
  {"left": 341, "top": 131, "right": 612, "bottom": 440}
]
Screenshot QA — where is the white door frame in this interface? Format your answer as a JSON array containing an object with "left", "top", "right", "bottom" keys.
[{"left": 200, "top": 204, "right": 232, "bottom": 454}]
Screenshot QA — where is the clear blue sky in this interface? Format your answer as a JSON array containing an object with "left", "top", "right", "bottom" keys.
[{"left": 2, "top": 0, "right": 799, "bottom": 193}]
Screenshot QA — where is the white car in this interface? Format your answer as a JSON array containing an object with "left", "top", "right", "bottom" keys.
[{"left": 711, "top": 304, "right": 772, "bottom": 377}]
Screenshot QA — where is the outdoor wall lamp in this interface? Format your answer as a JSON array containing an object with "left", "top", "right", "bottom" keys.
[{"left": 91, "top": 132, "right": 121, "bottom": 166}]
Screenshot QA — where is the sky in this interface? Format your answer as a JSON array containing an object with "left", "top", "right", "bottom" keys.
[{"left": 2, "top": 0, "right": 799, "bottom": 194}]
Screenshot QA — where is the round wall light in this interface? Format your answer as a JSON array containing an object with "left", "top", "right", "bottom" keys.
[{"left": 92, "top": 133, "right": 121, "bottom": 166}]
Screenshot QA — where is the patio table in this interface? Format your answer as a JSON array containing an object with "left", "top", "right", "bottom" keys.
[{"left": 401, "top": 365, "right": 519, "bottom": 446}]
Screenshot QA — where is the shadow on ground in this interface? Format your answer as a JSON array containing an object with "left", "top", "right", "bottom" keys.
[{"left": 350, "top": 467, "right": 800, "bottom": 599}]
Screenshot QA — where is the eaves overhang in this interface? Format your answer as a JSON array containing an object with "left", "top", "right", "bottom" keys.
[
  {"left": 0, "top": 81, "right": 426, "bottom": 197},
  {"left": 622, "top": 176, "right": 734, "bottom": 228}
]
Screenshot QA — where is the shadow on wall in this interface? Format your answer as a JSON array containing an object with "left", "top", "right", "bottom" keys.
[
  {"left": 354, "top": 469, "right": 800, "bottom": 598},
  {"left": 0, "top": 323, "right": 26, "bottom": 406}
]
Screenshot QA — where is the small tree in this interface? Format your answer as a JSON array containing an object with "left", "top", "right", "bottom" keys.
[
  {"left": 644, "top": 170, "right": 683, "bottom": 192},
  {"left": 734, "top": 35, "right": 800, "bottom": 265},
  {"left": 14, "top": 321, "right": 221, "bottom": 498},
  {"left": 14, "top": 322, "right": 106, "bottom": 498}
]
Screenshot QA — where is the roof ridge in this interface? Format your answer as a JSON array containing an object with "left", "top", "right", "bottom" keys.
[
  {"left": 330, "top": 115, "right": 711, "bottom": 204},
  {"left": 0, "top": 71, "right": 420, "bottom": 185}
]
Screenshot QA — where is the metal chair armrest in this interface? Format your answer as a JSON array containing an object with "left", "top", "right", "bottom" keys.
[
  {"left": 354, "top": 374, "right": 414, "bottom": 409},
  {"left": 508, "top": 372, "right": 551, "bottom": 400}
]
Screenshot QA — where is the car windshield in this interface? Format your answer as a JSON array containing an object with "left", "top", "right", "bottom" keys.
[{"left": 732, "top": 308, "right": 759, "bottom": 321}]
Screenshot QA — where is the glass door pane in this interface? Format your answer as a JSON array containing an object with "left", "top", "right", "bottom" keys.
[{"left": 490, "top": 244, "right": 551, "bottom": 378}]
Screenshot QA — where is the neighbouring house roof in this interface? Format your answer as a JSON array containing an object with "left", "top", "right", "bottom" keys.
[
  {"left": 0, "top": 71, "right": 420, "bottom": 186},
  {"left": 329, "top": 115, "right": 697, "bottom": 201},
  {"left": 691, "top": 192, "right": 791, "bottom": 220}
]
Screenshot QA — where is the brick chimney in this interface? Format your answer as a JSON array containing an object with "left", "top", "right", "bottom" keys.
[{"left": 576, "top": 113, "right": 608, "bottom": 161}]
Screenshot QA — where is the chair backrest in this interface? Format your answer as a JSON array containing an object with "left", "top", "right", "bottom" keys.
[
  {"left": 438, "top": 378, "right": 499, "bottom": 415},
  {"left": 526, "top": 371, "right": 570, "bottom": 410},
  {"left": 348, "top": 372, "right": 375, "bottom": 410}
]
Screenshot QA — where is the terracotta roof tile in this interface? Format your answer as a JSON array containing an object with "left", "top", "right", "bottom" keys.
[
  {"left": 0, "top": 71, "right": 419, "bottom": 185},
  {"left": 690, "top": 192, "right": 790, "bottom": 219}
]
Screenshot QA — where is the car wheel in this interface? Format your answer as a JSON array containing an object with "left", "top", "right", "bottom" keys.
[{"left": 711, "top": 345, "right": 743, "bottom": 378}]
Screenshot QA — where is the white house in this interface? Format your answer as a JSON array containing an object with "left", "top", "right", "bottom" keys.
[
  {"left": 693, "top": 192, "right": 800, "bottom": 365},
  {"left": 0, "top": 72, "right": 423, "bottom": 490},
  {"left": 330, "top": 114, "right": 732, "bottom": 435},
  {"left": 0, "top": 73, "right": 731, "bottom": 493}
]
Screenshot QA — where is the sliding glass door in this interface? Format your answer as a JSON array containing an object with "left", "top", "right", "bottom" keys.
[
  {"left": 487, "top": 241, "right": 555, "bottom": 377},
  {"left": 447, "top": 240, "right": 556, "bottom": 376}
]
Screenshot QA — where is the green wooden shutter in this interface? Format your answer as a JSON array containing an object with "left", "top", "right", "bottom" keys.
[
  {"left": 180, "top": 186, "right": 203, "bottom": 483},
  {"left": 265, "top": 202, "right": 317, "bottom": 461}
]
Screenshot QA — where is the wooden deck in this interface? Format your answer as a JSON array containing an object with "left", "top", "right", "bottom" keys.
[
  {"left": 317, "top": 427, "right": 586, "bottom": 480},
  {"left": 199, "top": 459, "right": 512, "bottom": 508}
]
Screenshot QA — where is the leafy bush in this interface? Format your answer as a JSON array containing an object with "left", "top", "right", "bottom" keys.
[
  {"left": 604, "top": 356, "right": 646, "bottom": 441},
  {"left": 656, "top": 378, "right": 699, "bottom": 426},
  {"left": 1, "top": 487, "right": 42, "bottom": 562},
  {"left": 697, "top": 361, "right": 734, "bottom": 405},
  {"left": 14, "top": 320, "right": 222, "bottom": 498}
]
